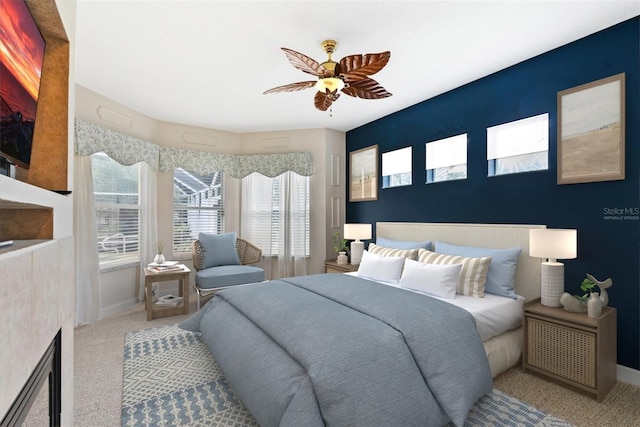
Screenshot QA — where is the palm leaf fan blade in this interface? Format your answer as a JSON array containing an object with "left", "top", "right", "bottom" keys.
[
  {"left": 263, "top": 81, "right": 316, "bottom": 95},
  {"left": 339, "top": 51, "right": 390, "bottom": 82},
  {"left": 281, "top": 48, "right": 324, "bottom": 76},
  {"left": 342, "top": 78, "right": 392, "bottom": 99},
  {"left": 314, "top": 90, "right": 340, "bottom": 111}
]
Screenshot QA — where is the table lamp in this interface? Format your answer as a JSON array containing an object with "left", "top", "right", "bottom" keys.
[
  {"left": 344, "top": 223, "right": 372, "bottom": 265},
  {"left": 529, "top": 228, "right": 577, "bottom": 307}
]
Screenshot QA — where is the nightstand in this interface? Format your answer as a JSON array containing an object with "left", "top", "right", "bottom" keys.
[
  {"left": 144, "top": 266, "right": 191, "bottom": 321},
  {"left": 523, "top": 299, "right": 616, "bottom": 401},
  {"left": 324, "top": 259, "right": 359, "bottom": 273}
]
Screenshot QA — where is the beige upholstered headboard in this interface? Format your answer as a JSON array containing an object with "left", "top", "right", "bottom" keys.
[{"left": 376, "top": 222, "right": 545, "bottom": 302}]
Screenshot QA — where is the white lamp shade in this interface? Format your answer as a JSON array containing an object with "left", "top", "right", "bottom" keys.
[
  {"left": 344, "top": 223, "right": 372, "bottom": 241},
  {"left": 529, "top": 229, "right": 577, "bottom": 261}
]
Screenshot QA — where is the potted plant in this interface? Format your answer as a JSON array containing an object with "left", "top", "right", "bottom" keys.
[
  {"left": 577, "top": 277, "right": 595, "bottom": 303},
  {"left": 154, "top": 241, "right": 165, "bottom": 264},
  {"left": 332, "top": 232, "right": 349, "bottom": 265}
]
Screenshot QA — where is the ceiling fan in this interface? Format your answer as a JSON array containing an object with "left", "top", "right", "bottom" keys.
[{"left": 263, "top": 40, "right": 392, "bottom": 111}]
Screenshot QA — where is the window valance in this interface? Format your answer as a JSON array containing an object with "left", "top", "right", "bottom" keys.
[
  {"left": 75, "top": 119, "right": 159, "bottom": 170},
  {"left": 75, "top": 119, "right": 313, "bottom": 177}
]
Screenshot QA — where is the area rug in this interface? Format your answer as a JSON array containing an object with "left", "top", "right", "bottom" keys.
[{"left": 122, "top": 324, "right": 574, "bottom": 427}]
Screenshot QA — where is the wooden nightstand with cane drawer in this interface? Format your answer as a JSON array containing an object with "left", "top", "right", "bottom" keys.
[{"left": 523, "top": 300, "right": 616, "bottom": 402}]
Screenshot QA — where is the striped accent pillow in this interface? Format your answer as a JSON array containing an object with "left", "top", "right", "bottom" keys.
[
  {"left": 417, "top": 249, "right": 492, "bottom": 298},
  {"left": 368, "top": 243, "right": 419, "bottom": 260}
]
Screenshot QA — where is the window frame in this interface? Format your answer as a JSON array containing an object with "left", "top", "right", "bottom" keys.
[
  {"left": 172, "top": 168, "right": 225, "bottom": 259},
  {"left": 425, "top": 133, "right": 468, "bottom": 184},
  {"left": 487, "top": 113, "right": 549, "bottom": 177},
  {"left": 382, "top": 146, "right": 413, "bottom": 189},
  {"left": 92, "top": 152, "right": 141, "bottom": 271}
]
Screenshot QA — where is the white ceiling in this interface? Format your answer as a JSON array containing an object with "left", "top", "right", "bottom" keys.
[{"left": 74, "top": 1, "right": 639, "bottom": 134}]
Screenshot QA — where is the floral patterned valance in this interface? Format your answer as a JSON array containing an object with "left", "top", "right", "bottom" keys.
[
  {"left": 75, "top": 119, "right": 159, "bottom": 170},
  {"left": 158, "top": 147, "right": 234, "bottom": 175},
  {"left": 75, "top": 120, "right": 313, "bottom": 177}
]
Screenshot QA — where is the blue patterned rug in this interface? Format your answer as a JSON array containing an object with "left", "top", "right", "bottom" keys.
[{"left": 121, "top": 324, "right": 573, "bottom": 427}]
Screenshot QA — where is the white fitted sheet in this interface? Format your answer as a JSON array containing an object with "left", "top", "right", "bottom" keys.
[{"left": 345, "top": 272, "right": 524, "bottom": 342}]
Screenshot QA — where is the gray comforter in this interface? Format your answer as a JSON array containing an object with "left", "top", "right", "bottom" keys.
[{"left": 180, "top": 273, "right": 492, "bottom": 427}]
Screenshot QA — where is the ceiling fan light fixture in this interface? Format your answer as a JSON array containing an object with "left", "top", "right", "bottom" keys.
[{"left": 315, "top": 77, "right": 344, "bottom": 93}]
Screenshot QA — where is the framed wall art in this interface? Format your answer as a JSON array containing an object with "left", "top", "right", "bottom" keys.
[
  {"left": 557, "top": 73, "right": 625, "bottom": 185},
  {"left": 349, "top": 144, "right": 378, "bottom": 202}
]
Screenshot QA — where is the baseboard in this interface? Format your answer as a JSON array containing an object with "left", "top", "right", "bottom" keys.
[
  {"left": 617, "top": 364, "right": 640, "bottom": 387},
  {"left": 101, "top": 298, "right": 137, "bottom": 319}
]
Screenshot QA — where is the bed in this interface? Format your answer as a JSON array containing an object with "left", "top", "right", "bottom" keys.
[
  {"left": 180, "top": 222, "right": 544, "bottom": 427},
  {"left": 375, "top": 222, "right": 544, "bottom": 378}
]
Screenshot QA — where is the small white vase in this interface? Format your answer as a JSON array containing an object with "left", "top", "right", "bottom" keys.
[
  {"left": 337, "top": 252, "right": 348, "bottom": 265},
  {"left": 587, "top": 291, "right": 602, "bottom": 319},
  {"left": 154, "top": 253, "right": 165, "bottom": 264}
]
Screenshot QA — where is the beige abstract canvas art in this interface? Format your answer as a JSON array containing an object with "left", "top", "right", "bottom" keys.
[
  {"left": 350, "top": 144, "right": 378, "bottom": 202},
  {"left": 558, "top": 73, "right": 625, "bottom": 184}
]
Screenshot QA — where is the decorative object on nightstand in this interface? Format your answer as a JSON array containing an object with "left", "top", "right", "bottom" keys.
[
  {"left": 560, "top": 273, "right": 612, "bottom": 313},
  {"left": 344, "top": 223, "right": 371, "bottom": 265},
  {"left": 587, "top": 273, "right": 612, "bottom": 307},
  {"left": 529, "top": 229, "right": 577, "bottom": 307},
  {"left": 587, "top": 291, "right": 602, "bottom": 318},
  {"left": 332, "top": 231, "right": 349, "bottom": 264},
  {"left": 154, "top": 241, "right": 165, "bottom": 264},
  {"left": 523, "top": 300, "right": 616, "bottom": 401}
]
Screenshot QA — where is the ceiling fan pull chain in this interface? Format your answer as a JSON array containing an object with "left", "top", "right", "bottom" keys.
[{"left": 329, "top": 106, "right": 333, "bottom": 117}]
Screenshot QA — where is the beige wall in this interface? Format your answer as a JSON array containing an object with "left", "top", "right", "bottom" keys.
[{"left": 75, "top": 86, "right": 346, "bottom": 316}]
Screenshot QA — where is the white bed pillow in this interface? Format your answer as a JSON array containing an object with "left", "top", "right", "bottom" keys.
[
  {"left": 399, "top": 258, "right": 461, "bottom": 299},
  {"left": 357, "top": 250, "right": 405, "bottom": 284},
  {"left": 417, "top": 249, "right": 492, "bottom": 298}
]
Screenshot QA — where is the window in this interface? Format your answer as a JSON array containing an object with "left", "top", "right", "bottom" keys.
[
  {"left": 487, "top": 113, "right": 549, "bottom": 176},
  {"left": 382, "top": 146, "right": 412, "bottom": 188},
  {"left": 173, "top": 168, "right": 224, "bottom": 257},
  {"left": 241, "top": 171, "right": 310, "bottom": 257},
  {"left": 92, "top": 152, "right": 140, "bottom": 267},
  {"left": 425, "top": 134, "right": 467, "bottom": 183}
]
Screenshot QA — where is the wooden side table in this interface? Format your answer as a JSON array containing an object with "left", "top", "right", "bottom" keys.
[
  {"left": 144, "top": 266, "right": 191, "bottom": 321},
  {"left": 523, "top": 299, "right": 616, "bottom": 401},
  {"left": 325, "top": 259, "right": 359, "bottom": 273}
]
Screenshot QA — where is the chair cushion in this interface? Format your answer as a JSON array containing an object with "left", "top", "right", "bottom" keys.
[
  {"left": 195, "top": 265, "right": 265, "bottom": 289},
  {"left": 198, "top": 231, "right": 241, "bottom": 269}
]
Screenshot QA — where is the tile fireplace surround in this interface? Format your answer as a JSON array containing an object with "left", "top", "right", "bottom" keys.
[
  {"left": 0, "top": 238, "right": 74, "bottom": 425},
  {"left": 1, "top": 330, "right": 61, "bottom": 425}
]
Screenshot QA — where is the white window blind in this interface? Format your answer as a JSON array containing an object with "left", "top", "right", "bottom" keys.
[
  {"left": 382, "top": 146, "right": 412, "bottom": 188},
  {"left": 92, "top": 152, "right": 141, "bottom": 267},
  {"left": 426, "top": 134, "right": 467, "bottom": 169},
  {"left": 487, "top": 113, "right": 549, "bottom": 160},
  {"left": 173, "top": 168, "right": 224, "bottom": 257},
  {"left": 425, "top": 134, "right": 468, "bottom": 183},
  {"left": 241, "top": 171, "right": 310, "bottom": 257},
  {"left": 487, "top": 113, "right": 549, "bottom": 176}
]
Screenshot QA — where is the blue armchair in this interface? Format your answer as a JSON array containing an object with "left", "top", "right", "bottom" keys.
[{"left": 192, "top": 232, "right": 265, "bottom": 310}]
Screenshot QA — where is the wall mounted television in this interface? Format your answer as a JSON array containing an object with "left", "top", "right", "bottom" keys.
[{"left": 0, "top": 0, "right": 46, "bottom": 170}]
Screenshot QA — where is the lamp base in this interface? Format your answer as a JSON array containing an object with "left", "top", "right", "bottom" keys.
[
  {"left": 350, "top": 240, "right": 364, "bottom": 265},
  {"left": 540, "top": 262, "right": 564, "bottom": 307}
]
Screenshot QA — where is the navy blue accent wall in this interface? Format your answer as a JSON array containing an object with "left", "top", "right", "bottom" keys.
[{"left": 346, "top": 17, "right": 639, "bottom": 370}]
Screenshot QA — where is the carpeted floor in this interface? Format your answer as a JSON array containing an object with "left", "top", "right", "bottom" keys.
[{"left": 70, "top": 296, "right": 639, "bottom": 427}]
